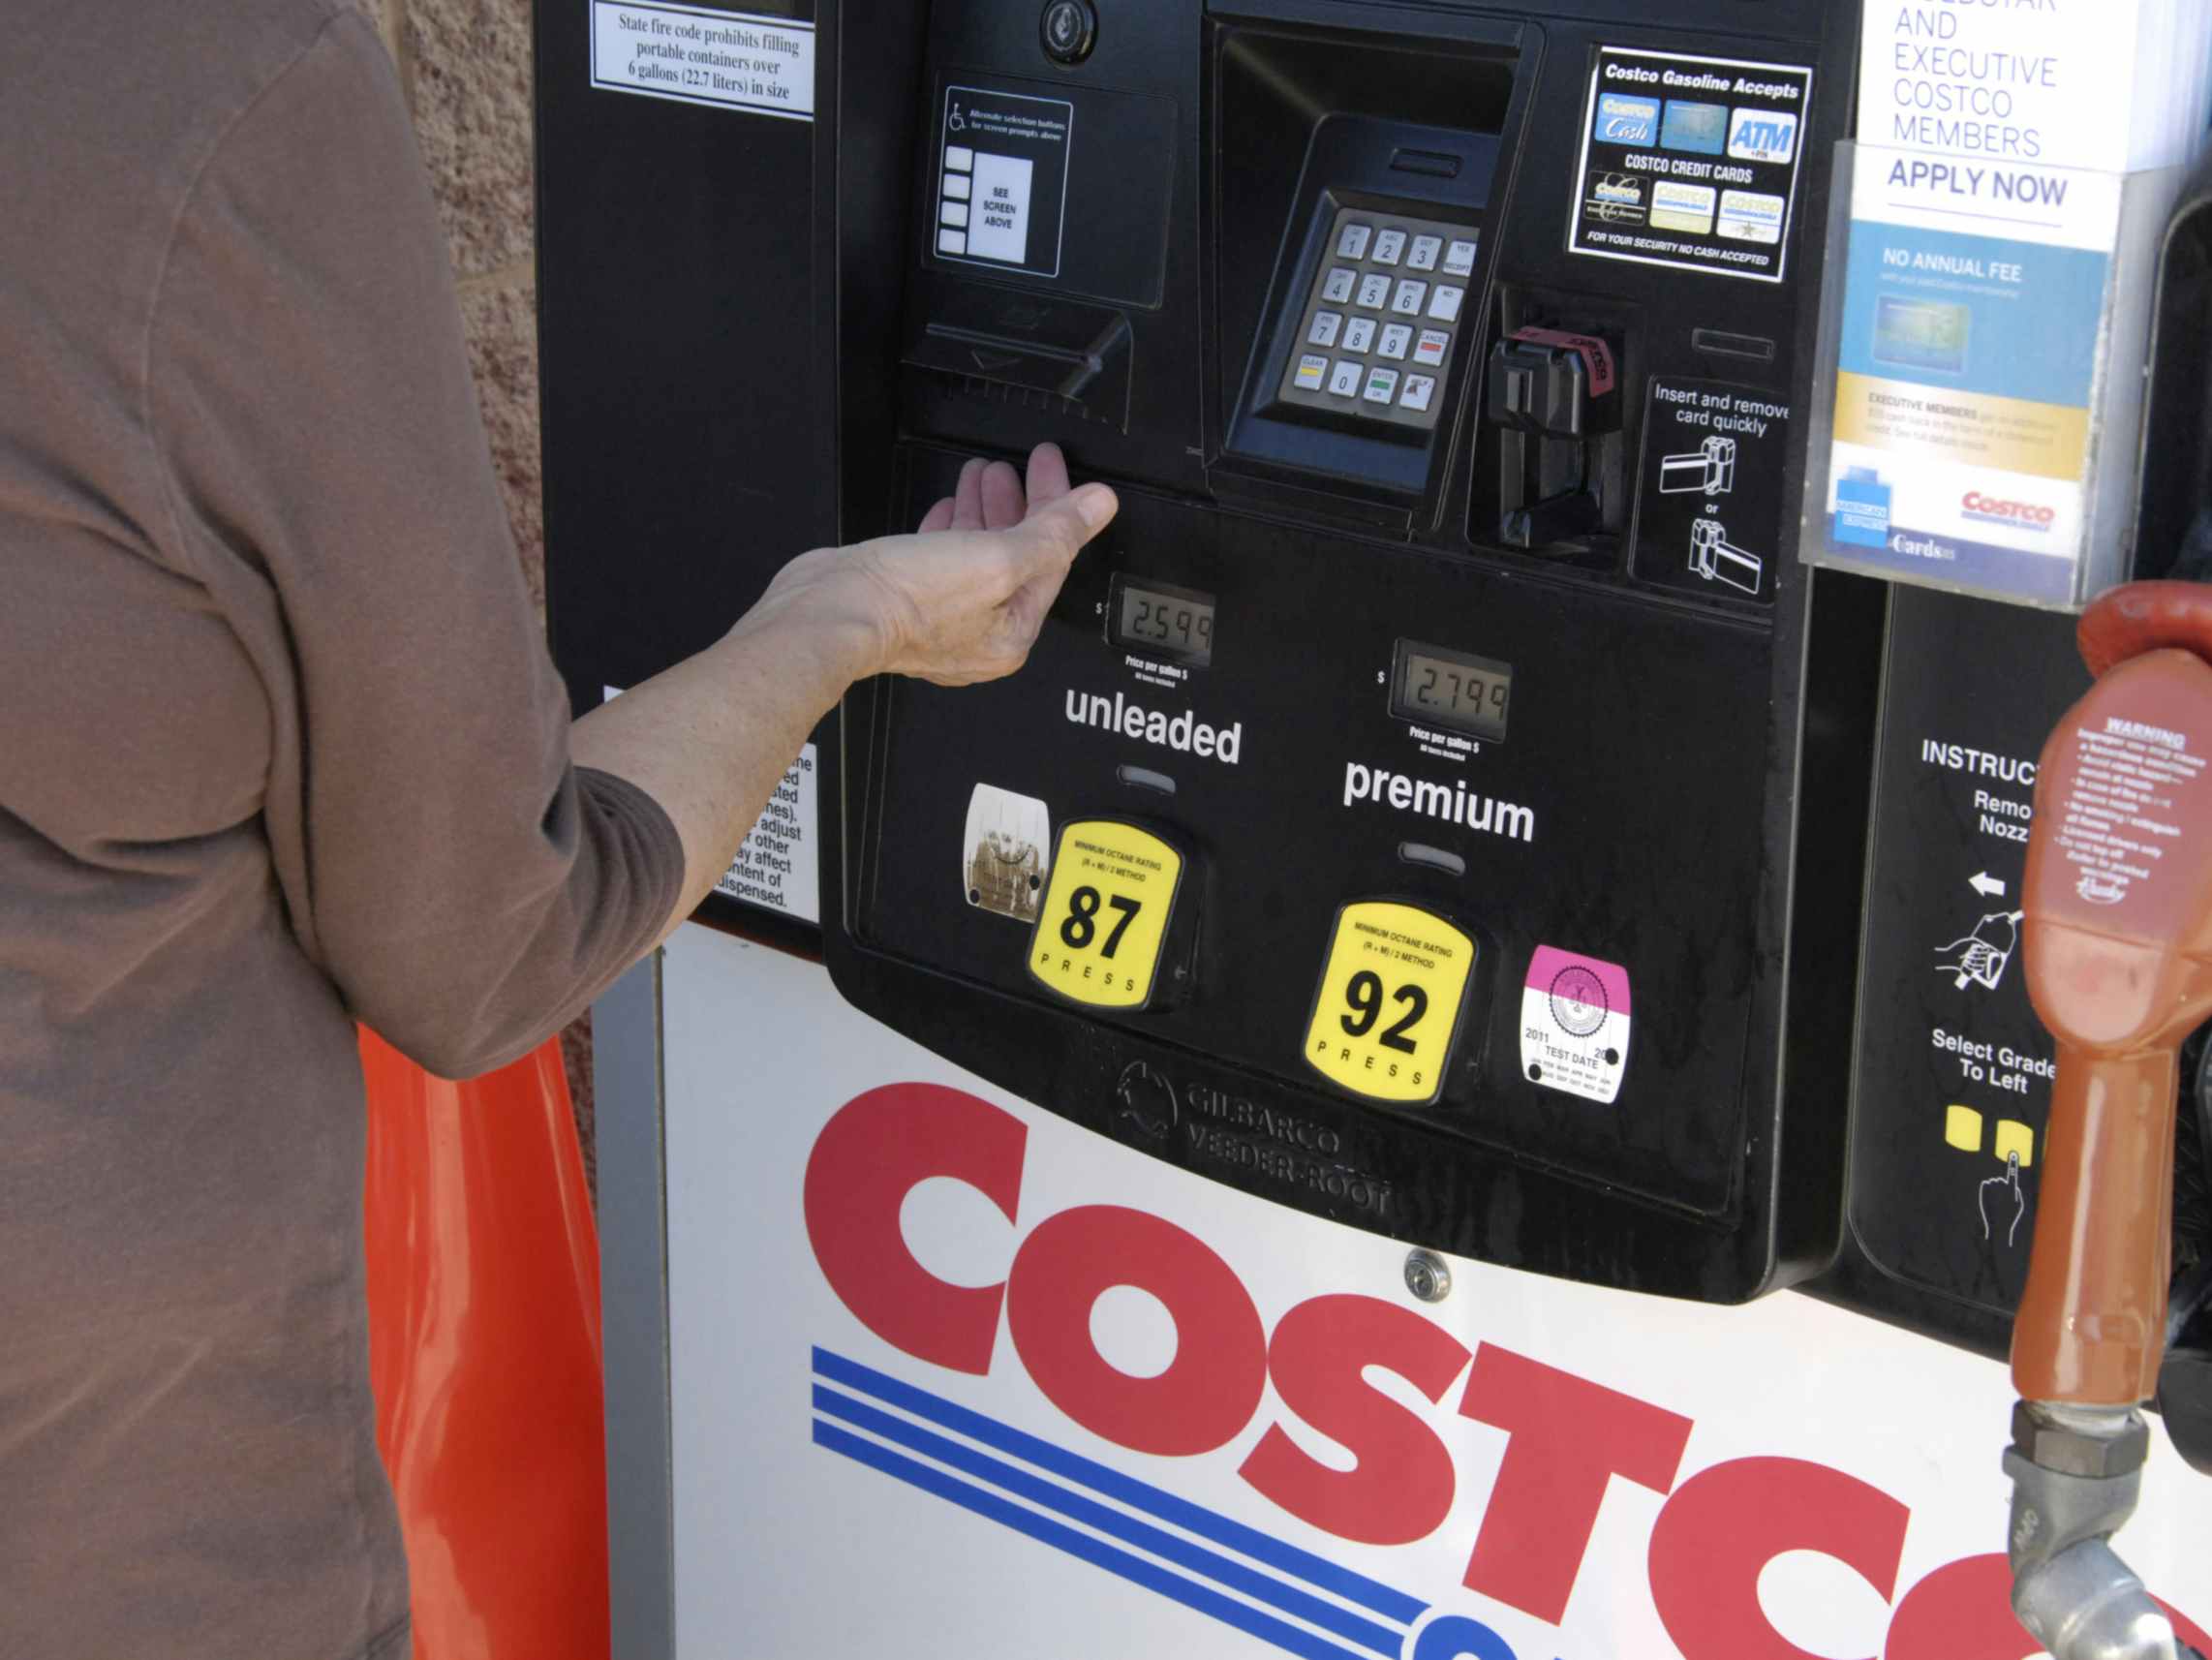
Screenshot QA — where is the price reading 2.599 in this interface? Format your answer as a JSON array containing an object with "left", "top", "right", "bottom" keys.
[{"left": 1109, "top": 577, "right": 1217, "bottom": 668}]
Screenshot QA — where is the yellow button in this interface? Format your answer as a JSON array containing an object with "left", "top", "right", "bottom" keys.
[
  {"left": 1303, "top": 901, "right": 1475, "bottom": 1104},
  {"left": 1994, "top": 1119, "right": 2035, "bottom": 1169},
  {"left": 1028, "top": 820, "right": 1183, "bottom": 1009},
  {"left": 1944, "top": 1104, "right": 1984, "bottom": 1153}
]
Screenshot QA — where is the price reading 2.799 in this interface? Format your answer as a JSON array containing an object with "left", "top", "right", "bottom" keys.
[{"left": 1390, "top": 640, "right": 1512, "bottom": 742}]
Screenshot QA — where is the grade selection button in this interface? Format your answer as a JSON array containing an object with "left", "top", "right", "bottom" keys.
[
  {"left": 1029, "top": 820, "right": 1183, "bottom": 1010},
  {"left": 1304, "top": 901, "right": 1476, "bottom": 1104}
]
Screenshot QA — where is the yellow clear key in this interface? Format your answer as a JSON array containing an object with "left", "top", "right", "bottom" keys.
[
  {"left": 1304, "top": 901, "right": 1476, "bottom": 1104},
  {"left": 1028, "top": 820, "right": 1183, "bottom": 1009}
]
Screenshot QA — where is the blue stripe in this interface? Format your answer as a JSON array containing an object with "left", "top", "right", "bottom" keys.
[
  {"left": 814, "top": 1387, "right": 1401, "bottom": 1656},
  {"left": 813, "top": 1347, "right": 1426, "bottom": 1626},
  {"left": 813, "top": 1420, "right": 1374, "bottom": 1660}
]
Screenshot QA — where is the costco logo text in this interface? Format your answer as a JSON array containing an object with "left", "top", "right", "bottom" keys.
[{"left": 804, "top": 1083, "right": 2205, "bottom": 1660}]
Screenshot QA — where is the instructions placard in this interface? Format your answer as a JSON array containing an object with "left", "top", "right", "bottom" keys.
[
  {"left": 717, "top": 744, "right": 820, "bottom": 922},
  {"left": 1569, "top": 46, "right": 1813, "bottom": 284},
  {"left": 589, "top": 1, "right": 814, "bottom": 121},
  {"left": 1634, "top": 379, "right": 1793, "bottom": 602},
  {"left": 933, "top": 83, "right": 1073, "bottom": 279},
  {"left": 1845, "top": 592, "right": 2083, "bottom": 1316}
]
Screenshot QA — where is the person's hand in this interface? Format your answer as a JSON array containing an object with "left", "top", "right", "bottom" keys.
[{"left": 754, "top": 443, "right": 1117, "bottom": 686}]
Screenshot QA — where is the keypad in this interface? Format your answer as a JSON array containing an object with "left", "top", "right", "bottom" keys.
[{"left": 1277, "top": 207, "right": 1479, "bottom": 434}]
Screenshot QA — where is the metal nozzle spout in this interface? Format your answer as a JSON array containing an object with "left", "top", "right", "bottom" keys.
[{"left": 2013, "top": 1538, "right": 2182, "bottom": 1660}]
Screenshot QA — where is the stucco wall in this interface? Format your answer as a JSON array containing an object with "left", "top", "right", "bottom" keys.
[{"left": 363, "top": 0, "right": 599, "bottom": 1175}]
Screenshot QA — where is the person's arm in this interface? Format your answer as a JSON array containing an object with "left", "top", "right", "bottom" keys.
[
  {"left": 572, "top": 446, "right": 1116, "bottom": 938},
  {"left": 143, "top": 12, "right": 1113, "bottom": 1076}
]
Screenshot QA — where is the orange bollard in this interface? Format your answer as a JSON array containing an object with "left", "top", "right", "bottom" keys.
[{"left": 359, "top": 1028, "right": 611, "bottom": 1660}]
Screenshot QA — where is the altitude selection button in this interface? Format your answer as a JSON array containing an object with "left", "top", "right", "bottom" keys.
[
  {"left": 1304, "top": 901, "right": 1476, "bottom": 1105},
  {"left": 1029, "top": 820, "right": 1183, "bottom": 1009},
  {"left": 1039, "top": 0, "right": 1096, "bottom": 64}
]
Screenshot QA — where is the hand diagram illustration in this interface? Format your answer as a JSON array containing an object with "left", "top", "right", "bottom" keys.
[
  {"left": 1980, "top": 1152, "right": 2026, "bottom": 1248},
  {"left": 1937, "top": 910, "right": 2026, "bottom": 992}
]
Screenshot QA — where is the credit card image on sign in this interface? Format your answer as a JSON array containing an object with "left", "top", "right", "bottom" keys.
[
  {"left": 1028, "top": 820, "right": 1184, "bottom": 1010},
  {"left": 1304, "top": 901, "right": 1477, "bottom": 1105}
]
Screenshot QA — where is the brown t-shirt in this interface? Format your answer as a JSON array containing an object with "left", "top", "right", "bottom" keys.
[{"left": 0, "top": 3, "right": 685, "bottom": 1655}]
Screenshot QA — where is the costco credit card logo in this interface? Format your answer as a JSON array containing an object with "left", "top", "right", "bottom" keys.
[
  {"left": 1592, "top": 92, "right": 1659, "bottom": 145},
  {"left": 803, "top": 1083, "right": 2209, "bottom": 1660}
]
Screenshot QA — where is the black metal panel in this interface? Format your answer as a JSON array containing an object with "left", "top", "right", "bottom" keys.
[{"left": 822, "top": 0, "right": 1874, "bottom": 1301}]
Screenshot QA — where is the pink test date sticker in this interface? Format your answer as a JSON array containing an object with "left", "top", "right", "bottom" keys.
[{"left": 1520, "top": 945, "right": 1632, "bottom": 1105}]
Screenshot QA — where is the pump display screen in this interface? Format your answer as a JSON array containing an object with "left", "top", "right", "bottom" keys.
[
  {"left": 1110, "top": 578, "right": 1215, "bottom": 665},
  {"left": 1392, "top": 641, "right": 1511, "bottom": 740}
]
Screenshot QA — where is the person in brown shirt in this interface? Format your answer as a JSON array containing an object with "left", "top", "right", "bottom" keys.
[{"left": 0, "top": 3, "right": 1116, "bottom": 1656}]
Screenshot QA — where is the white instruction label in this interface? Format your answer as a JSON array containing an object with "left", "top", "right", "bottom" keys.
[
  {"left": 718, "top": 743, "right": 820, "bottom": 922},
  {"left": 589, "top": 1, "right": 814, "bottom": 121},
  {"left": 602, "top": 687, "right": 819, "bottom": 922}
]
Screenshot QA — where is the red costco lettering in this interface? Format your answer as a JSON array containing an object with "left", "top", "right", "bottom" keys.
[
  {"left": 1648, "top": 1456, "right": 1908, "bottom": 1660},
  {"left": 802, "top": 1082, "right": 1022, "bottom": 1374},
  {"left": 1240, "top": 1294, "right": 1469, "bottom": 1545},
  {"left": 1961, "top": 490, "right": 2057, "bottom": 526},
  {"left": 1007, "top": 1205, "right": 1266, "bottom": 1457},
  {"left": 1459, "top": 1344, "right": 1692, "bottom": 1624},
  {"left": 801, "top": 1086, "right": 2210, "bottom": 1645}
]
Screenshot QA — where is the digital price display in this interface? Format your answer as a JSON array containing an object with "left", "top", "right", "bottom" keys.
[
  {"left": 1109, "top": 577, "right": 1215, "bottom": 666},
  {"left": 1391, "top": 641, "right": 1511, "bottom": 741}
]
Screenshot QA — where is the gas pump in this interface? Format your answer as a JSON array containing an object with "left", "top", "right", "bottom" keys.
[
  {"left": 815, "top": 0, "right": 1877, "bottom": 1304},
  {"left": 532, "top": 1, "right": 2212, "bottom": 1653}
]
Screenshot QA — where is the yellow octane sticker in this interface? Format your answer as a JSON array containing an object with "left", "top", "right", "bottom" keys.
[
  {"left": 1029, "top": 821, "right": 1183, "bottom": 1009},
  {"left": 1305, "top": 901, "right": 1474, "bottom": 1104}
]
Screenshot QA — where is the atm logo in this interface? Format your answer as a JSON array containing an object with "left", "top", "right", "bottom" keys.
[
  {"left": 1727, "top": 108, "right": 1798, "bottom": 165},
  {"left": 803, "top": 1084, "right": 2209, "bottom": 1660}
]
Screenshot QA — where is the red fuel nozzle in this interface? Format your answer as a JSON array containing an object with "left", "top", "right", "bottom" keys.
[{"left": 2014, "top": 582, "right": 2212, "bottom": 1406}]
